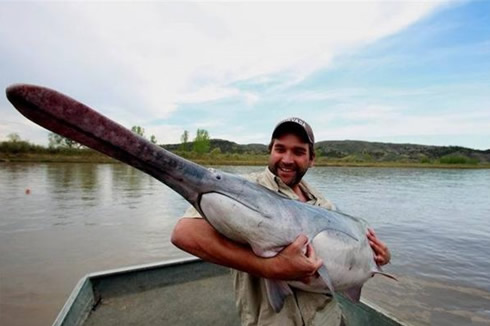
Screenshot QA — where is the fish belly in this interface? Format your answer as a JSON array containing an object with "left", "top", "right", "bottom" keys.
[{"left": 312, "top": 229, "right": 373, "bottom": 291}]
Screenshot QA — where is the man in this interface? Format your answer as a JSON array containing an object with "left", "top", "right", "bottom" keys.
[{"left": 171, "top": 117, "right": 391, "bottom": 325}]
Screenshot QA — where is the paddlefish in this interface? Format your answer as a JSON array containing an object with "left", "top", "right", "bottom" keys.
[{"left": 6, "top": 84, "right": 395, "bottom": 312}]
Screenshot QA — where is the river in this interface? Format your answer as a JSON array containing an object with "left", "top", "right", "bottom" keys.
[{"left": 1, "top": 163, "right": 489, "bottom": 326}]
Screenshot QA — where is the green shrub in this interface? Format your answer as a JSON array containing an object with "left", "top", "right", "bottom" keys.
[
  {"left": 439, "top": 155, "right": 479, "bottom": 165},
  {"left": 0, "top": 141, "right": 45, "bottom": 154}
]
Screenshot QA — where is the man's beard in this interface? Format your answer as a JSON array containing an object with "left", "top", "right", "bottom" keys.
[{"left": 268, "top": 162, "right": 308, "bottom": 187}]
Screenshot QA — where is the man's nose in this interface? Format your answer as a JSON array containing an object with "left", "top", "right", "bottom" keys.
[{"left": 282, "top": 151, "right": 294, "bottom": 164}]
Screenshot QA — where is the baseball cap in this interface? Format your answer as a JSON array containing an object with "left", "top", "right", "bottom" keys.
[{"left": 271, "top": 117, "right": 315, "bottom": 145}]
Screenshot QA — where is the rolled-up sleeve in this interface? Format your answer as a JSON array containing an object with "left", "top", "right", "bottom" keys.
[{"left": 182, "top": 206, "right": 203, "bottom": 218}]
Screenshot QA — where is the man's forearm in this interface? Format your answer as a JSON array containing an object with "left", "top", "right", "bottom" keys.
[
  {"left": 172, "top": 217, "right": 322, "bottom": 281},
  {"left": 171, "top": 218, "right": 275, "bottom": 278}
]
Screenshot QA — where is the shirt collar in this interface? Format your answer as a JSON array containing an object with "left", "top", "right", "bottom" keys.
[{"left": 264, "top": 167, "right": 317, "bottom": 202}]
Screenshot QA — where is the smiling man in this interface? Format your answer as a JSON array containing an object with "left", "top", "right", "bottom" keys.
[
  {"left": 171, "top": 117, "right": 391, "bottom": 326},
  {"left": 267, "top": 118, "right": 316, "bottom": 201}
]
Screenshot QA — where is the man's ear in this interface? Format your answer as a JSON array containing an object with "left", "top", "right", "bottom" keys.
[{"left": 309, "top": 155, "right": 315, "bottom": 167}]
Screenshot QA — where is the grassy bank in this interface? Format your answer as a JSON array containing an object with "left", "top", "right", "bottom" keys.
[{"left": 2, "top": 152, "right": 490, "bottom": 169}]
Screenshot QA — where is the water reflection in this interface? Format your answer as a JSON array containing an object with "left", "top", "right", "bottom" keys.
[
  {"left": 110, "top": 164, "right": 149, "bottom": 209},
  {"left": 0, "top": 163, "right": 44, "bottom": 196},
  {"left": 46, "top": 163, "right": 100, "bottom": 206}
]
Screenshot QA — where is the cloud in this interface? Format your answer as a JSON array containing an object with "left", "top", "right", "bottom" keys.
[
  {"left": 2, "top": 2, "right": 446, "bottom": 100},
  {"left": 0, "top": 105, "right": 49, "bottom": 142},
  {"left": 0, "top": 1, "right": 453, "bottom": 145},
  {"left": 315, "top": 106, "right": 490, "bottom": 142},
  {"left": 176, "top": 85, "right": 258, "bottom": 106},
  {"left": 143, "top": 124, "right": 184, "bottom": 146}
]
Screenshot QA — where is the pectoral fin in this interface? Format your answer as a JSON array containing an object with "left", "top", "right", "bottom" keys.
[
  {"left": 373, "top": 270, "right": 398, "bottom": 281},
  {"left": 372, "top": 265, "right": 398, "bottom": 281},
  {"left": 264, "top": 279, "right": 293, "bottom": 312},
  {"left": 342, "top": 286, "right": 363, "bottom": 302},
  {"left": 317, "top": 265, "right": 335, "bottom": 294}
]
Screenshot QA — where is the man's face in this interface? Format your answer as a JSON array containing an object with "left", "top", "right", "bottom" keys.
[{"left": 268, "top": 133, "right": 314, "bottom": 187}]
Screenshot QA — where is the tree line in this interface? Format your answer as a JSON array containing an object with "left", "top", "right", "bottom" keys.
[
  {"left": 1, "top": 126, "right": 212, "bottom": 155},
  {"left": 46, "top": 126, "right": 159, "bottom": 149},
  {"left": 2, "top": 130, "right": 487, "bottom": 166}
]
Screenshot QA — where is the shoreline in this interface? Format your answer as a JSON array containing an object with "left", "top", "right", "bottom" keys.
[{"left": 1, "top": 153, "right": 489, "bottom": 169}]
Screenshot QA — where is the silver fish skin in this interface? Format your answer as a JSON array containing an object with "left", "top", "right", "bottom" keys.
[{"left": 6, "top": 84, "right": 393, "bottom": 312}]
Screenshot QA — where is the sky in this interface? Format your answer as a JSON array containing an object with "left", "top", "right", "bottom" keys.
[{"left": 0, "top": 1, "right": 489, "bottom": 150}]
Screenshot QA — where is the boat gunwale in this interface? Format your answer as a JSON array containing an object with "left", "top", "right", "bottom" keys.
[
  {"left": 51, "top": 257, "right": 200, "bottom": 326},
  {"left": 52, "top": 275, "right": 93, "bottom": 326},
  {"left": 86, "top": 257, "right": 200, "bottom": 280}
]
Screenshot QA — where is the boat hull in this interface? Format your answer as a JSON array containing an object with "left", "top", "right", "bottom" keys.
[{"left": 53, "top": 258, "right": 407, "bottom": 326}]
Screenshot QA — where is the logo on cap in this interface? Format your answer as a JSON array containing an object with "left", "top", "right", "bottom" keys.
[
  {"left": 272, "top": 117, "right": 314, "bottom": 145},
  {"left": 287, "top": 117, "right": 306, "bottom": 128}
]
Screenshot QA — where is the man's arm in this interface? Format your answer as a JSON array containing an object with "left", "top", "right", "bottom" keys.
[{"left": 171, "top": 217, "right": 322, "bottom": 282}]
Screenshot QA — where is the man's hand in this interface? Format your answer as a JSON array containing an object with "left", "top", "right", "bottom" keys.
[
  {"left": 367, "top": 228, "right": 391, "bottom": 266},
  {"left": 266, "top": 234, "right": 323, "bottom": 283}
]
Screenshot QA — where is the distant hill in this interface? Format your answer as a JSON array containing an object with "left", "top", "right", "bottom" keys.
[
  {"left": 162, "top": 139, "right": 490, "bottom": 164},
  {"left": 315, "top": 140, "right": 490, "bottom": 163},
  {"left": 163, "top": 139, "right": 268, "bottom": 155}
]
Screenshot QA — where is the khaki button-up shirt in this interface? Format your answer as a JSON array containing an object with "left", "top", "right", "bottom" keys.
[{"left": 182, "top": 167, "right": 343, "bottom": 326}]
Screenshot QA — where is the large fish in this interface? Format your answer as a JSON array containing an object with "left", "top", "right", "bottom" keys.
[{"left": 6, "top": 84, "right": 395, "bottom": 312}]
